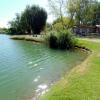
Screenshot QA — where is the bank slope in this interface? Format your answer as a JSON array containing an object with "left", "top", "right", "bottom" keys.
[{"left": 40, "top": 39, "right": 100, "bottom": 100}]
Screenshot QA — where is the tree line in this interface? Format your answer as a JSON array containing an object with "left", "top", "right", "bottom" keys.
[
  {"left": 48, "top": 0, "right": 100, "bottom": 30},
  {"left": 9, "top": 5, "right": 47, "bottom": 36},
  {"left": 46, "top": 0, "right": 100, "bottom": 50},
  {"left": 8, "top": 0, "right": 100, "bottom": 35}
]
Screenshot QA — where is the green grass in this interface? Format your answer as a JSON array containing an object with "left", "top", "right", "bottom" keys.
[{"left": 40, "top": 39, "right": 100, "bottom": 100}]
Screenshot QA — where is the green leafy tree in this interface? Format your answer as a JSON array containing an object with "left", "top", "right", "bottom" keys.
[
  {"left": 46, "top": 23, "right": 52, "bottom": 32},
  {"left": 53, "top": 17, "right": 74, "bottom": 31},
  {"left": 9, "top": 5, "right": 47, "bottom": 36},
  {"left": 9, "top": 13, "right": 22, "bottom": 34},
  {"left": 96, "top": 2, "right": 100, "bottom": 25},
  {"left": 92, "top": 2, "right": 100, "bottom": 25},
  {"left": 29, "top": 5, "right": 47, "bottom": 35},
  {"left": 67, "top": 0, "right": 97, "bottom": 26},
  {"left": 20, "top": 6, "right": 32, "bottom": 34}
]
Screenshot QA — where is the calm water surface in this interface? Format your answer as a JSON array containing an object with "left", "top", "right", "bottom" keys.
[{"left": 0, "top": 34, "right": 87, "bottom": 100}]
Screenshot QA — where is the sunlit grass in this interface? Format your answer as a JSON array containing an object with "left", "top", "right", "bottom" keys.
[{"left": 41, "top": 39, "right": 100, "bottom": 100}]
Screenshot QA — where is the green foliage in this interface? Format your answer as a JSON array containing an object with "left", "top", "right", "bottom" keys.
[
  {"left": 0, "top": 28, "right": 9, "bottom": 34},
  {"left": 46, "top": 30, "right": 77, "bottom": 50},
  {"left": 53, "top": 23, "right": 64, "bottom": 31},
  {"left": 47, "top": 32, "right": 58, "bottom": 49},
  {"left": 53, "top": 17, "right": 74, "bottom": 31},
  {"left": 67, "top": 0, "right": 97, "bottom": 25},
  {"left": 8, "top": 28, "right": 17, "bottom": 35},
  {"left": 8, "top": 13, "right": 23, "bottom": 35},
  {"left": 9, "top": 5, "right": 47, "bottom": 35},
  {"left": 58, "top": 30, "right": 76, "bottom": 49},
  {"left": 29, "top": 5, "right": 47, "bottom": 35},
  {"left": 92, "top": 2, "right": 100, "bottom": 25},
  {"left": 46, "top": 23, "right": 52, "bottom": 32},
  {"left": 41, "top": 40, "right": 100, "bottom": 100}
]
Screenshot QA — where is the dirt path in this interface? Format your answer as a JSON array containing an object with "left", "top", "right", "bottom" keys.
[{"left": 81, "top": 38, "right": 100, "bottom": 43}]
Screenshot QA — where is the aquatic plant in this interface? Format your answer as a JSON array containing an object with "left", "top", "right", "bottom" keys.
[{"left": 45, "top": 30, "right": 77, "bottom": 50}]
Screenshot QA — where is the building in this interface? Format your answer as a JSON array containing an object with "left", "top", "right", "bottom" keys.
[{"left": 73, "top": 25, "right": 100, "bottom": 36}]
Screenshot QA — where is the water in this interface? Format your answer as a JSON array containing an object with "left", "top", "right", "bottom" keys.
[{"left": 0, "top": 34, "right": 87, "bottom": 100}]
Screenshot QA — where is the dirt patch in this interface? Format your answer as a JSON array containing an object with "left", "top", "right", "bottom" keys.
[
  {"left": 81, "top": 38, "right": 100, "bottom": 43},
  {"left": 74, "top": 55, "right": 91, "bottom": 75}
]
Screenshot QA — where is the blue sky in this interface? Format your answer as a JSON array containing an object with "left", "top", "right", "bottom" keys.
[
  {"left": 0, "top": 0, "right": 100, "bottom": 28},
  {"left": 0, "top": 0, "right": 54, "bottom": 28}
]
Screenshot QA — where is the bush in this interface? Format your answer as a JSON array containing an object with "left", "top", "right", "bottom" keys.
[
  {"left": 58, "top": 30, "right": 77, "bottom": 49},
  {"left": 45, "top": 30, "right": 77, "bottom": 50},
  {"left": 45, "top": 31, "right": 58, "bottom": 49}
]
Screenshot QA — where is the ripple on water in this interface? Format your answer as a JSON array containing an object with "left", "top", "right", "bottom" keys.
[
  {"left": 33, "top": 84, "right": 49, "bottom": 100},
  {"left": 0, "top": 35, "right": 88, "bottom": 100},
  {"left": 33, "top": 76, "right": 40, "bottom": 83}
]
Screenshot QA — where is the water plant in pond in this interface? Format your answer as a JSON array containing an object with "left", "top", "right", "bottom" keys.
[{"left": 45, "top": 30, "right": 77, "bottom": 50}]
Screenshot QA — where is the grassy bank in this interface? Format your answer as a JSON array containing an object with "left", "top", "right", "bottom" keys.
[
  {"left": 40, "top": 39, "right": 100, "bottom": 100},
  {"left": 10, "top": 35, "right": 44, "bottom": 43}
]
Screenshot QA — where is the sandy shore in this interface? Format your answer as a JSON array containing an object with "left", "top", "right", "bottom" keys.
[{"left": 10, "top": 35, "right": 45, "bottom": 43}]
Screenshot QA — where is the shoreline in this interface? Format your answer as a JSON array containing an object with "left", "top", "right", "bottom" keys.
[
  {"left": 33, "top": 47, "right": 90, "bottom": 100},
  {"left": 39, "top": 52, "right": 91, "bottom": 100},
  {"left": 10, "top": 35, "right": 92, "bottom": 100},
  {"left": 10, "top": 35, "right": 91, "bottom": 52},
  {"left": 10, "top": 35, "right": 45, "bottom": 43},
  {"left": 40, "top": 39, "right": 100, "bottom": 100}
]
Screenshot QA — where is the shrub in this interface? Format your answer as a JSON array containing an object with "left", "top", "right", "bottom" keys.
[
  {"left": 45, "top": 30, "right": 77, "bottom": 50},
  {"left": 58, "top": 30, "right": 77, "bottom": 49},
  {"left": 45, "top": 31, "right": 58, "bottom": 49}
]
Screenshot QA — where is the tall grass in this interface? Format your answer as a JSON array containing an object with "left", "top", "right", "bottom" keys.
[{"left": 45, "top": 30, "right": 77, "bottom": 50}]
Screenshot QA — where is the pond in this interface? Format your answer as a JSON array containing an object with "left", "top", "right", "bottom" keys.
[{"left": 0, "top": 34, "right": 88, "bottom": 100}]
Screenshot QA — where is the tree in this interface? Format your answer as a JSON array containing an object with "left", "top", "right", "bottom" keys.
[
  {"left": 20, "top": 6, "right": 32, "bottom": 34},
  {"left": 48, "top": 0, "right": 67, "bottom": 29},
  {"left": 53, "top": 17, "right": 74, "bottom": 31},
  {"left": 9, "top": 5, "right": 47, "bottom": 36},
  {"left": 46, "top": 23, "right": 52, "bottom": 32},
  {"left": 9, "top": 13, "right": 22, "bottom": 34},
  {"left": 92, "top": 2, "right": 100, "bottom": 25},
  {"left": 67, "top": 0, "right": 97, "bottom": 26},
  {"left": 96, "top": 2, "right": 100, "bottom": 25},
  {"left": 29, "top": 5, "right": 47, "bottom": 35}
]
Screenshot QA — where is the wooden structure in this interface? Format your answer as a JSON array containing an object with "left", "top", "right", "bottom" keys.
[
  {"left": 96, "top": 25, "right": 100, "bottom": 33},
  {"left": 73, "top": 25, "right": 100, "bottom": 36}
]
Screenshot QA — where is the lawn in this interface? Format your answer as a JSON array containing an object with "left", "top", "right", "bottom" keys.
[{"left": 40, "top": 39, "right": 100, "bottom": 100}]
